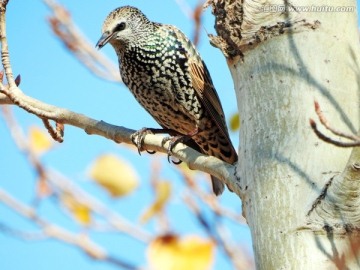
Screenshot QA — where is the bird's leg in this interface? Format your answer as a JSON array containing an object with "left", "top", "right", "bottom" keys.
[
  {"left": 163, "top": 128, "right": 200, "bottom": 163},
  {"left": 130, "top": 128, "right": 180, "bottom": 155}
]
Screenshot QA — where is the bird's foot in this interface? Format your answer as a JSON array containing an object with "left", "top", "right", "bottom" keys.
[
  {"left": 131, "top": 128, "right": 179, "bottom": 155},
  {"left": 163, "top": 128, "right": 199, "bottom": 164},
  {"left": 131, "top": 128, "right": 152, "bottom": 155},
  {"left": 162, "top": 135, "right": 192, "bottom": 165}
]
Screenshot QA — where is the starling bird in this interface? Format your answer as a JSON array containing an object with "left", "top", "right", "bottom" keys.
[{"left": 96, "top": 6, "right": 237, "bottom": 195}]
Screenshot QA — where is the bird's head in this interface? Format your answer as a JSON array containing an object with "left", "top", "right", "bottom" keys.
[{"left": 96, "top": 6, "right": 153, "bottom": 50}]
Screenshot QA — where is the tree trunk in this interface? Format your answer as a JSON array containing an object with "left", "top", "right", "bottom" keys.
[{"left": 209, "top": 0, "right": 360, "bottom": 268}]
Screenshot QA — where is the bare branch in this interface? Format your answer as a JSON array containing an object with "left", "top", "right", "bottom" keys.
[
  {"left": 49, "top": 169, "right": 152, "bottom": 242},
  {"left": 310, "top": 119, "right": 360, "bottom": 147},
  {"left": 0, "top": 222, "right": 48, "bottom": 241},
  {"left": 184, "top": 194, "right": 254, "bottom": 269},
  {"left": 175, "top": 0, "right": 205, "bottom": 46},
  {"left": 0, "top": 0, "right": 15, "bottom": 87},
  {"left": 192, "top": 1, "right": 204, "bottom": 46},
  {"left": 0, "top": 189, "right": 138, "bottom": 269},
  {"left": 42, "top": 118, "right": 64, "bottom": 142},
  {"left": 0, "top": 188, "right": 106, "bottom": 259},
  {"left": 175, "top": 0, "right": 192, "bottom": 19},
  {"left": 176, "top": 165, "right": 246, "bottom": 224}
]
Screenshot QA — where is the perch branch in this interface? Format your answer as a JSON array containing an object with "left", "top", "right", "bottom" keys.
[{"left": 1, "top": 85, "right": 238, "bottom": 193}]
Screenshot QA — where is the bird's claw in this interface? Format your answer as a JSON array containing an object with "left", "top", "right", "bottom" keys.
[
  {"left": 131, "top": 129, "right": 183, "bottom": 164},
  {"left": 162, "top": 136, "right": 182, "bottom": 165},
  {"left": 131, "top": 128, "right": 156, "bottom": 155},
  {"left": 171, "top": 159, "right": 182, "bottom": 165},
  {"left": 130, "top": 131, "right": 143, "bottom": 155}
]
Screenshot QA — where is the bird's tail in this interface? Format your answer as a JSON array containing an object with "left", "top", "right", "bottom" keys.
[
  {"left": 184, "top": 136, "right": 237, "bottom": 196},
  {"left": 192, "top": 127, "right": 238, "bottom": 195},
  {"left": 211, "top": 176, "right": 225, "bottom": 196}
]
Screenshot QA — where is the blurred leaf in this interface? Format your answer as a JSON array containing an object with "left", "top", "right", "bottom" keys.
[
  {"left": 89, "top": 154, "right": 139, "bottom": 197},
  {"left": 61, "top": 192, "right": 92, "bottom": 225},
  {"left": 28, "top": 126, "right": 52, "bottom": 155},
  {"left": 140, "top": 180, "right": 171, "bottom": 224},
  {"left": 147, "top": 234, "right": 214, "bottom": 270},
  {"left": 229, "top": 113, "right": 240, "bottom": 132}
]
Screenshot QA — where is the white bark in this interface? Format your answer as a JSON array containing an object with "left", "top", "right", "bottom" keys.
[{"left": 210, "top": 0, "right": 360, "bottom": 268}]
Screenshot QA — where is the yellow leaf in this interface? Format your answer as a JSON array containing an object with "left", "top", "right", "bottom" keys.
[
  {"left": 140, "top": 181, "right": 171, "bottom": 223},
  {"left": 29, "top": 126, "right": 52, "bottom": 154},
  {"left": 147, "top": 234, "right": 214, "bottom": 270},
  {"left": 61, "top": 192, "right": 92, "bottom": 225},
  {"left": 229, "top": 113, "right": 240, "bottom": 132},
  {"left": 89, "top": 154, "right": 139, "bottom": 197}
]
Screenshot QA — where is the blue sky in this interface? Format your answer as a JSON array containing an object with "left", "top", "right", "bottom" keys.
[{"left": 1, "top": 1, "right": 359, "bottom": 270}]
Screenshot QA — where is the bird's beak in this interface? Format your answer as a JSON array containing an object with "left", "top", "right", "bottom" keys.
[{"left": 96, "top": 32, "right": 115, "bottom": 49}]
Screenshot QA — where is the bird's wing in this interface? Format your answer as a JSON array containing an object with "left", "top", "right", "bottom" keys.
[
  {"left": 188, "top": 58, "right": 231, "bottom": 140},
  {"left": 178, "top": 32, "right": 233, "bottom": 138},
  {"left": 164, "top": 25, "right": 231, "bottom": 141}
]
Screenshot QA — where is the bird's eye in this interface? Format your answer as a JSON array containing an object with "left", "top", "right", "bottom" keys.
[{"left": 114, "top": 22, "right": 126, "bottom": 32}]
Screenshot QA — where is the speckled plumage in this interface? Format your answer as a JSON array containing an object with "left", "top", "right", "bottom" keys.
[{"left": 97, "top": 6, "right": 238, "bottom": 195}]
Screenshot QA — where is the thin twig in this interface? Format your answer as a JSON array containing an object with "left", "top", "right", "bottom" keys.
[
  {"left": 310, "top": 100, "right": 360, "bottom": 147},
  {"left": 48, "top": 169, "right": 152, "bottom": 242},
  {"left": 43, "top": 0, "right": 121, "bottom": 82},
  {"left": 174, "top": 0, "right": 205, "bottom": 46},
  {"left": 0, "top": 3, "right": 66, "bottom": 142},
  {"left": 0, "top": 189, "right": 105, "bottom": 259},
  {"left": 184, "top": 194, "right": 254, "bottom": 269},
  {"left": 174, "top": 0, "right": 193, "bottom": 19},
  {"left": 0, "top": 189, "right": 138, "bottom": 269},
  {"left": 42, "top": 118, "right": 64, "bottom": 142},
  {"left": 0, "top": 222, "right": 48, "bottom": 241},
  {"left": 310, "top": 119, "right": 360, "bottom": 147},
  {"left": 176, "top": 165, "right": 246, "bottom": 224},
  {"left": 309, "top": 100, "right": 360, "bottom": 147},
  {"left": 193, "top": 0, "right": 205, "bottom": 46},
  {"left": 0, "top": 0, "right": 15, "bottom": 87},
  {"left": 314, "top": 101, "right": 360, "bottom": 141}
]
